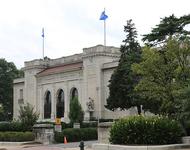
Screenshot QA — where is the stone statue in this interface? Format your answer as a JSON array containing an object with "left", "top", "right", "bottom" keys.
[{"left": 86, "top": 97, "right": 94, "bottom": 111}]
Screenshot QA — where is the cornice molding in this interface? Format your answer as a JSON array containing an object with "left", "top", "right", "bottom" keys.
[
  {"left": 82, "top": 52, "right": 120, "bottom": 59},
  {"left": 22, "top": 65, "right": 47, "bottom": 71}
]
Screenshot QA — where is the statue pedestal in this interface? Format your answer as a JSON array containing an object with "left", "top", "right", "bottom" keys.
[
  {"left": 85, "top": 110, "right": 94, "bottom": 121},
  {"left": 33, "top": 123, "right": 54, "bottom": 145},
  {"left": 183, "top": 136, "right": 190, "bottom": 144},
  {"left": 98, "top": 122, "right": 113, "bottom": 143},
  {"left": 73, "top": 122, "right": 80, "bottom": 128}
]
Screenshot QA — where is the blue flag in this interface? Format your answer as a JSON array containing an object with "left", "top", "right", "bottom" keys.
[
  {"left": 42, "top": 28, "right": 44, "bottom": 38},
  {"left": 99, "top": 11, "right": 108, "bottom": 20}
]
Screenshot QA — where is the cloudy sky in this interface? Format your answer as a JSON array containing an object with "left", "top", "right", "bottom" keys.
[{"left": 0, "top": 0, "right": 189, "bottom": 68}]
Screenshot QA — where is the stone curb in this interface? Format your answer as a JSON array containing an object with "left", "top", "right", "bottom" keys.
[
  {"left": 0, "top": 141, "right": 41, "bottom": 146},
  {"left": 92, "top": 143, "right": 190, "bottom": 150}
]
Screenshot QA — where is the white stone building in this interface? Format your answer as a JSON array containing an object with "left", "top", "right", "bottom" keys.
[{"left": 13, "top": 45, "right": 136, "bottom": 122}]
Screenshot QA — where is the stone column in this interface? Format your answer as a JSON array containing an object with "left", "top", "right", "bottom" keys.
[
  {"left": 40, "top": 86, "right": 44, "bottom": 120},
  {"left": 38, "top": 86, "right": 43, "bottom": 120},
  {"left": 51, "top": 85, "right": 56, "bottom": 120},
  {"left": 63, "top": 81, "right": 69, "bottom": 123}
]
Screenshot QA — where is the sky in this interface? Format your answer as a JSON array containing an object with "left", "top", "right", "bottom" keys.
[{"left": 0, "top": 0, "right": 189, "bottom": 68}]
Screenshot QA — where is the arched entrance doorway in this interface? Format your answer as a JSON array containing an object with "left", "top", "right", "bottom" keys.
[
  {"left": 44, "top": 90, "right": 51, "bottom": 119},
  {"left": 56, "top": 89, "right": 65, "bottom": 118},
  {"left": 71, "top": 87, "right": 78, "bottom": 100}
]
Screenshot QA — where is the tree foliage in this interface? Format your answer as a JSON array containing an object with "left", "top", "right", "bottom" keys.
[
  {"left": 132, "top": 37, "right": 190, "bottom": 118},
  {"left": 69, "top": 97, "right": 84, "bottom": 124},
  {"left": 0, "top": 58, "right": 23, "bottom": 121},
  {"left": 142, "top": 14, "right": 190, "bottom": 46},
  {"left": 105, "top": 19, "right": 142, "bottom": 114},
  {"left": 18, "top": 103, "right": 39, "bottom": 131}
]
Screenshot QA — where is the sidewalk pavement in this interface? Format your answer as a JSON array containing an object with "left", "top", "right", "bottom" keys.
[
  {"left": 0, "top": 141, "right": 96, "bottom": 150},
  {"left": 0, "top": 145, "right": 92, "bottom": 150},
  {"left": 0, "top": 139, "right": 98, "bottom": 150}
]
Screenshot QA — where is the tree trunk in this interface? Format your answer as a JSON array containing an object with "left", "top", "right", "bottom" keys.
[{"left": 137, "top": 105, "right": 141, "bottom": 115}]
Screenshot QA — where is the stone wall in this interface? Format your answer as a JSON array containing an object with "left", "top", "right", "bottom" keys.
[{"left": 13, "top": 78, "right": 24, "bottom": 119}]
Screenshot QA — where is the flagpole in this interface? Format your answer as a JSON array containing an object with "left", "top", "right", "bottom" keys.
[
  {"left": 104, "top": 19, "right": 106, "bottom": 47},
  {"left": 43, "top": 36, "right": 44, "bottom": 60},
  {"left": 100, "top": 8, "right": 108, "bottom": 48},
  {"left": 42, "top": 28, "right": 44, "bottom": 60},
  {"left": 104, "top": 8, "right": 106, "bottom": 47}
]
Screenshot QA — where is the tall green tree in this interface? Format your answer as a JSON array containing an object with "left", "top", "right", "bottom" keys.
[
  {"left": 69, "top": 97, "right": 84, "bottom": 124},
  {"left": 142, "top": 14, "right": 190, "bottom": 46},
  {"left": 0, "top": 58, "right": 23, "bottom": 121},
  {"left": 132, "top": 37, "right": 190, "bottom": 118},
  {"left": 105, "top": 19, "right": 142, "bottom": 114}
]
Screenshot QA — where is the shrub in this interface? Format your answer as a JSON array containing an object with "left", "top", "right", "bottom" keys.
[
  {"left": 0, "top": 122, "right": 23, "bottom": 131},
  {"left": 110, "top": 116, "right": 184, "bottom": 145},
  {"left": 18, "top": 103, "right": 39, "bottom": 131},
  {"left": 0, "top": 132, "right": 35, "bottom": 142},
  {"left": 54, "top": 128, "right": 97, "bottom": 143}
]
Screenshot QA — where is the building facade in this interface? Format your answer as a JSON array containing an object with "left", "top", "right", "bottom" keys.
[{"left": 13, "top": 45, "right": 137, "bottom": 122}]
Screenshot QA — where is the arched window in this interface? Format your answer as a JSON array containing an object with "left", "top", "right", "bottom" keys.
[
  {"left": 56, "top": 89, "right": 65, "bottom": 118},
  {"left": 44, "top": 91, "right": 51, "bottom": 119},
  {"left": 71, "top": 88, "right": 78, "bottom": 100}
]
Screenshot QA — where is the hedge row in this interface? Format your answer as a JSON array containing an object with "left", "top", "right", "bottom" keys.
[
  {"left": 0, "top": 122, "right": 24, "bottom": 132},
  {"left": 61, "top": 122, "right": 97, "bottom": 129},
  {"left": 110, "top": 116, "right": 184, "bottom": 145},
  {"left": 54, "top": 128, "right": 97, "bottom": 142},
  {"left": 0, "top": 132, "right": 35, "bottom": 142}
]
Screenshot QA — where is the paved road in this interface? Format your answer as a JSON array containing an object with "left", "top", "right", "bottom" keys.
[
  {"left": 0, "top": 145, "right": 90, "bottom": 150},
  {"left": 0, "top": 140, "right": 98, "bottom": 150},
  {"left": 50, "top": 140, "right": 98, "bottom": 148}
]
